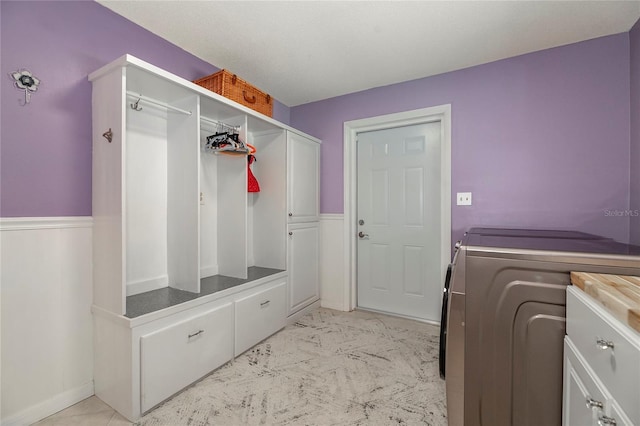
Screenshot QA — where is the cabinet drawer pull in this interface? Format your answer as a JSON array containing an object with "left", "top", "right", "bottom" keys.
[
  {"left": 188, "top": 330, "right": 205, "bottom": 339},
  {"left": 598, "top": 415, "right": 617, "bottom": 425},
  {"left": 596, "top": 338, "right": 614, "bottom": 350},
  {"left": 260, "top": 300, "right": 270, "bottom": 307},
  {"left": 289, "top": 231, "right": 293, "bottom": 236},
  {"left": 586, "top": 397, "right": 604, "bottom": 409},
  {"left": 289, "top": 212, "right": 293, "bottom": 217}
]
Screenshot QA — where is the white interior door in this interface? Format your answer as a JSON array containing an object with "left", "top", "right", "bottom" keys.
[{"left": 357, "top": 122, "right": 442, "bottom": 321}]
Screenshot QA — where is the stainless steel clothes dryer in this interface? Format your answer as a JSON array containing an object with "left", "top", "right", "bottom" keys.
[{"left": 439, "top": 228, "right": 640, "bottom": 426}]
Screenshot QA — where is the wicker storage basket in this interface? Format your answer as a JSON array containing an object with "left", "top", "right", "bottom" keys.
[{"left": 194, "top": 70, "right": 273, "bottom": 117}]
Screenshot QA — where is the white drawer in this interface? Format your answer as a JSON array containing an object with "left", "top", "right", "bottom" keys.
[
  {"left": 235, "top": 281, "right": 286, "bottom": 356},
  {"left": 566, "top": 287, "right": 640, "bottom": 423},
  {"left": 140, "top": 301, "right": 234, "bottom": 412},
  {"left": 564, "top": 338, "right": 608, "bottom": 426}
]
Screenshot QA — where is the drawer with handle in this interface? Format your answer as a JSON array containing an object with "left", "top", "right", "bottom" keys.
[
  {"left": 564, "top": 338, "right": 611, "bottom": 426},
  {"left": 566, "top": 287, "right": 640, "bottom": 423},
  {"left": 235, "top": 281, "right": 286, "bottom": 356},
  {"left": 140, "top": 301, "right": 234, "bottom": 412}
]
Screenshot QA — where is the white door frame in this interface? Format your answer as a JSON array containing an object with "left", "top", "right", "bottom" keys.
[{"left": 343, "top": 105, "right": 452, "bottom": 312}]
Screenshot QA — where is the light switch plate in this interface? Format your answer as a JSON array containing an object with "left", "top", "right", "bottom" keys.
[{"left": 457, "top": 192, "right": 472, "bottom": 206}]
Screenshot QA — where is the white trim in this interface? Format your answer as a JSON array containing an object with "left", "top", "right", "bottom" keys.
[
  {"left": 286, "top": 299, "right": 321, "bottom": 325},
  {"left": 356, "top": 307, "right": 441, "bottom": 327},
  {"left": 0, "top": 382, "right": 94, "bottom": 426},
  {"left": 200, "top": 265, "right": 220, "bottom": 279},
  {"left": 126, "top": 275, "right": 169, "bottom": 296},
  {"left": 343, "top": 105, "right": 452, "bottom": 312},
  {"left": 320, "top": 299, "right": 345, "bottom": 311},
  {"left": 319, "top": 213, "right": 344, "bottom": 221},
  {"left": 0, "top": 216, "right": 93, "bottom": 231}
]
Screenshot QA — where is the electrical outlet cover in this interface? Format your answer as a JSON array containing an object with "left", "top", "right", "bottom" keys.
[{"left": 457, "top": 192, "right": 472, "bottom": 206}]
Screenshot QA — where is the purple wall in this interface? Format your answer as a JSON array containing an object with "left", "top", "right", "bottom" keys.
[
  {"left": 631, "top": 19, "right": 640, "bottom": 245},
  {"left": 0, "top": 1, "right": 289, "bottom": 217},
  {"left": 291, "top": 34, "right": 632, "bottom": 244}
]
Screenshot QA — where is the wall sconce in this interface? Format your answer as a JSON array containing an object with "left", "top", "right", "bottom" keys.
[{"left": 11, "top": 69, "right": 40, "bottom": 105}]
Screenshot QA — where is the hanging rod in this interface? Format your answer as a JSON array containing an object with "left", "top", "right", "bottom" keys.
[
  {"left": 126, "top": 91, "right": 192, "bottom": 115},
  {"left": 200, "top": 115, "right": 240, "bottom": 131}
]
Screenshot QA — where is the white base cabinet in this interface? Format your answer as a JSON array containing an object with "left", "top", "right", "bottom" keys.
[
  {"left": 563, "top": 286, "right": 639, "bottom": 426},
  {"left": 93, "top": 277, "right": 287, "bottom": 421}
]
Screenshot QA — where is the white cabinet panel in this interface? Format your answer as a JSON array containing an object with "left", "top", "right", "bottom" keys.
[
  {"left": 140, "top": 302, "right": 233, "bottom": 412},
  {"left": 288, "top": 223, "right": 320, "bottom": 315},
  {"left": 287, "top": 132, "right": 319, "bottom": 223},
  {"left": 92, "top": 67, "right": 126, "bottom": 314},
  {"left": 235, "top": 281, "right": 286, "bottom": 355}
]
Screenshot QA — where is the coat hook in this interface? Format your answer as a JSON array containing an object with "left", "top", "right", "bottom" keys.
[
  {"left": 130, "top": 98, "right": 142, "bottom": 111},
  {"left": 102, "top": 128, "right": 113, "bottom": 143}
]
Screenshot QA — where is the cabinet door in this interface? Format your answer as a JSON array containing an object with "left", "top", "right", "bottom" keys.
[
  {"left": 287, "top": 223, "right": 320, "bottom": 314},
  {"left": 287, "top": 132, "right": 319, "bottom": 223}
]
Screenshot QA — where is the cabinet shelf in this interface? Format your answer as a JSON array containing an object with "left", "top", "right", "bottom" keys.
[{"left": 126, "top": 266, "right": 285, "bottom": 318}]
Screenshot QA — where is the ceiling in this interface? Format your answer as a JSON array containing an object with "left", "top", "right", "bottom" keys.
[{"left": 97, "top": 1, "right": 640, "bottom": 107}]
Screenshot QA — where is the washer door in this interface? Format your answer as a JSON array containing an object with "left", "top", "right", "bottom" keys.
[{"left": 438, "top": 263, "right": 453, "bottom": 379}]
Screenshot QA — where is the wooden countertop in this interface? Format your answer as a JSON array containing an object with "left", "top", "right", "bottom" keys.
[{"left": 570, "top": 272, "right": 640, "bottom": 333}]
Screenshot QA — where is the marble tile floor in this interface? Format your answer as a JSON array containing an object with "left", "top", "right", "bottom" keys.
[
  {"left": 32, "top": 396, "right": 131, "bottom": 426},
  {"left": 33, "top": 308, "right": 446, "bottom": 425}
]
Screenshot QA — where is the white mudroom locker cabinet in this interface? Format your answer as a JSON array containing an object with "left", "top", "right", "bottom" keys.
[{"left": 90, "top": 54, "right": 320, "bottom": 421}]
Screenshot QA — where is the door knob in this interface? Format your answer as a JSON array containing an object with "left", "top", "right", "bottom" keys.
[{"left": 358, "top": 231, "right": 369, "bottom": 239}]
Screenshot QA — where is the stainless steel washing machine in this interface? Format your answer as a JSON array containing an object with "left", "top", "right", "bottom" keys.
[{"left": 439, "top": 228, "right": 640, "bottom": 426}]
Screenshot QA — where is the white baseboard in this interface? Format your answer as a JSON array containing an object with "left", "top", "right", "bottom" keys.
[
  {"left": 127, "top": 275, "right": 169, "bottom": 296},
  {"left": 286, "top": 299, "right": 321, "bottom": 324},
  {"left": 320, "top": 299, "right": 346, "bottom": 311},
  {"left": 1, "top": 382, "right": 94, "bottom": 426},
  {"left": 200, "top": 265, "right": 219, "bottom": 279}
]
